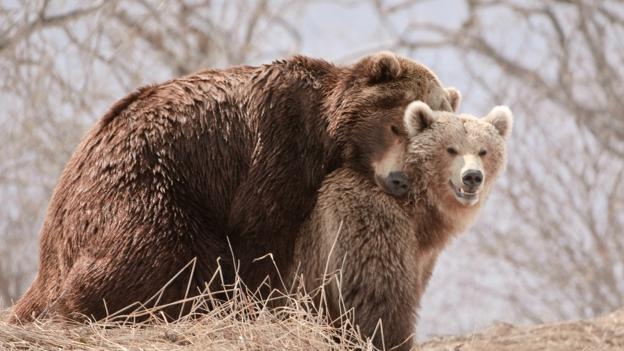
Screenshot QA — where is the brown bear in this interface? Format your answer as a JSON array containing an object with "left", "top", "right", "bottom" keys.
[
  {"left": 10, "top": 52, "right": 461, "bottom": 322},
  {"left": 293, "top": 101, "right": 513, "bottom": 350}
]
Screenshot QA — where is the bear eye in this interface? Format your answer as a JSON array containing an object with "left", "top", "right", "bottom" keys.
[
  {"left": 446, "top": 147, "right": 458, "bottom": 155},
  {"left": 479, "top": 149, "right": 487, "bottom": 156},
  {"left": 390, "top": 125, "right": 401, "bottom": 135}
]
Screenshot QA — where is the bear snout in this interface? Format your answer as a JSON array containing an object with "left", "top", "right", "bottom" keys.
[
  {"left": 461, "top": 169, "right": 483, "bottom": 189},
  {"left": 385, "top": 171, "right": 409, "bottom": 197}
]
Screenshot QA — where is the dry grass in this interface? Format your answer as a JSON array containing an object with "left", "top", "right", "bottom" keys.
[
  {"left": 2, "top": 274, "right": 623, "bottom": 351},
  {"left": 0, "top": 283, "right": 373, "bottom": 351},
  {"left": 3, "top": 294, "right": 624, "bottom": 351}
]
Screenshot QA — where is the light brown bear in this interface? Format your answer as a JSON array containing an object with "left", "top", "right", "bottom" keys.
[{"left": 293, "top": 101, "right": 513, "bottom": 350}]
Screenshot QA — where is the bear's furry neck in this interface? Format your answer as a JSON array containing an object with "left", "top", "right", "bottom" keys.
[{"left": 403, "top": 164, "right": 482, "bottom": 254}]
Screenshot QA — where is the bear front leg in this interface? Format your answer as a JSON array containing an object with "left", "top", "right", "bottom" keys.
[{"left": 336, "top": 262, "right": 419, "bottom": 351}]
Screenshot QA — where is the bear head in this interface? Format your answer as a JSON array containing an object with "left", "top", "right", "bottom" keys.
[
  {"left": 402, "top": 100, "right": 513, "bottom": 214},
  {"left": 328, "top": 51, "right": 461, "bottom": 198}
]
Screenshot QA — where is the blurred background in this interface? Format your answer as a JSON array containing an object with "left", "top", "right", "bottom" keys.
[{"left": 1, "top": 0, "right": 622, "bottom": 339}]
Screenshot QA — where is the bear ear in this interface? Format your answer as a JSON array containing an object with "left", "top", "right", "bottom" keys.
[
  {"left": 445, "top": 87, "right": 462, "bottom": 112},
  {"left": 484, "top": 105, "right": 513, "bottom": 139},
  {"left": 356, "top": 51, "right": 402, "bottom": 84},
  {"left": 404, "top": 101, "right": 436, "bottom": 137}
]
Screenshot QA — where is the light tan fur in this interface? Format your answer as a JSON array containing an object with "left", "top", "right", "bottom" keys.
[{"left": 292, "top": 101, "right": 513, "bottom": 350}]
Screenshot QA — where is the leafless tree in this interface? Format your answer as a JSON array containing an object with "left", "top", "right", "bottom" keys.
[
  {"left": 374, "top": 0, "right": 624, "bottom": 325},
  {"left": 0, "top": 0, "right": 304, "bottom": 306}
]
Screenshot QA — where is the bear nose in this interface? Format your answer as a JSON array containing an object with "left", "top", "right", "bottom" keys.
[
  {"left": 462, "top": 170, "right": 483, "bottom": 188},
  {"left": 385, "top": 171, "right": 409, "bottom": 197}
]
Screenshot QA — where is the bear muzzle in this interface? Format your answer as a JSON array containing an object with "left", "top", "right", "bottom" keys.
[
  {"left": 449, "top": 170, "right": 483, "bottom": 206},
  {"left": 378, "top": 171, "right": 409, "bottom": 197}
]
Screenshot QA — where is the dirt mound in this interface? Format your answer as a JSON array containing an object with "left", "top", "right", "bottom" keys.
[{"left": 421, "top": 309, "right": 624, "bottom": 351}]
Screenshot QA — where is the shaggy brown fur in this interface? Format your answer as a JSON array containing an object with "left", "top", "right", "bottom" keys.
[
  {"left": 293, "top": 102, "right": 513, "bottom": 350},
  {"left": 10, "top": 52, "right": 460, "bottom": 323}
]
